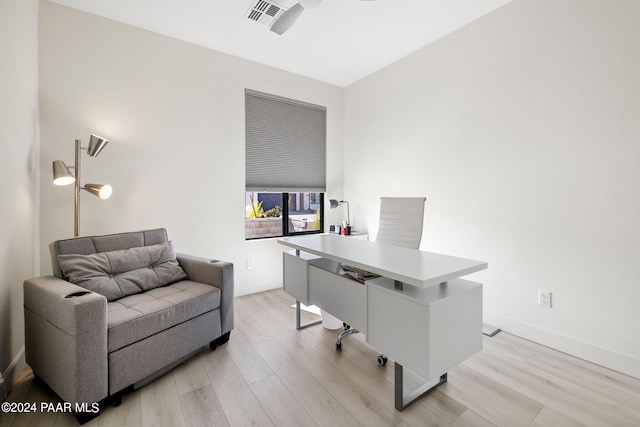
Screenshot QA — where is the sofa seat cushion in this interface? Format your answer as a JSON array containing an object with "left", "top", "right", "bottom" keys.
[{"left": 107, "top": 280, "right": 220, "bottom": 352}]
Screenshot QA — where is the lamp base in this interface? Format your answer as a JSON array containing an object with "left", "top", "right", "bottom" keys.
[{"left": 482, "top": 323, "right": 501, "bottom": 337}]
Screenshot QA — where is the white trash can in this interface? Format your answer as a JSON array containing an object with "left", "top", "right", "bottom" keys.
[{"left": 321, "top": 310, "right": 343, "bottom": 330}]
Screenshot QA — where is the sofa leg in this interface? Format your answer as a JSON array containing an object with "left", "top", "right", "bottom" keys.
[
  {"left": 209, "top": 331, "right": 231, "bottom": 352},
  {"left": 111, "top": 393, "right": 122, "bottom": 407},
  {"left": 74, "top": 407, "right": 100, "bottom": 425},
  {"left": 216, "top": 331, "right": 231, "bottom": 346}
]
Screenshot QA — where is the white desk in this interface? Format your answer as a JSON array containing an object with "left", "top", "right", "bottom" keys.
[
  {"left": 279, "top": 234, "right": 486, "bottom": 288},
  {"left": 278, "top": 234, "right": 487, "bottom": 411}
]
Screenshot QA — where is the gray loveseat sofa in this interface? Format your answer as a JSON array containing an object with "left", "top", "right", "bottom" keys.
[{"left": 23, "top": 228, "right": 233, "bottom": 421}]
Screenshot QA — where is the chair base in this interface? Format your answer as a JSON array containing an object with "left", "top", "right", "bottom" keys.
[{"left": 336, "top": 327, "right": 360, "bottom": 350}]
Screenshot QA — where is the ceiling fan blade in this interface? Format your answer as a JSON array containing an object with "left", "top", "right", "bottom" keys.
[{"left": 270, "top": 3, "right": 304, "bottom": 35}]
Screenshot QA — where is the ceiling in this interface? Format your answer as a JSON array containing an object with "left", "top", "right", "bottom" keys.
[{"left": 48, "top": 0, "right": 512, "bottom": 87}]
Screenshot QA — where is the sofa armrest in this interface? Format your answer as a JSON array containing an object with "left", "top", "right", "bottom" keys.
[
  {"left": 23, "top": 276, "right": 108, "bottom": 405},
  {"left": 176, "top": 254, "right": 234, "bottom": 335}
]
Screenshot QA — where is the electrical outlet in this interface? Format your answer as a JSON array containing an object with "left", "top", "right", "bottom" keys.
[
  {"left": 246, "top": 259, "right": 254, "bottom": 270},
  {"left": 538, "top": 289, "right": 552, "bottom": 308}
]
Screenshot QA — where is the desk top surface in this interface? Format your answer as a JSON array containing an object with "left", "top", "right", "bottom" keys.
[{"left": 278, "top": 234, "right": 487, "bottom": 288}]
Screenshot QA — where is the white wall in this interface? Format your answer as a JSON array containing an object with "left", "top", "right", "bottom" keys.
[
  {"left": 38, "top": 1, "right": 344, "bottom": 297},
  {"left": 344, "top": 0, "right": 640, "bottom": 378},
  {"left": 0, "top": 0, "right": 39, "bottom": 394}
]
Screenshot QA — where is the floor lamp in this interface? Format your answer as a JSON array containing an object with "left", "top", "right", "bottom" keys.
[{"left": 52, "top": 134, "right": 112, "bottom": 237}]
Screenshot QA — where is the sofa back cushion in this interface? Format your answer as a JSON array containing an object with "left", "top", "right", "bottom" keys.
[
  {"left": 57, "top": 241, "right": 187, "bottom": 301},
  {"left": 50, "top": 228, "right": 169, "bottom": 279}
]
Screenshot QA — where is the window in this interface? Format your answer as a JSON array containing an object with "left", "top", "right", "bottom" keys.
[
  {"left": 245, "top": 191, "right": 324, "bottom": 239},
  {"left": 245, "top": 89, "right": 327, "bottom": 240}
]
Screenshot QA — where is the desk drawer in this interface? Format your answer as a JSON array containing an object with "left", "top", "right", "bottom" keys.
[
  {"left": 308, "top": 263, "right": 366, "bottom": 333},
  {"left": 366, "top": 278, "right": 482, "bottom": 380},
  {"left": 283, "top": 250, "right": 320, "bottom": 304}
]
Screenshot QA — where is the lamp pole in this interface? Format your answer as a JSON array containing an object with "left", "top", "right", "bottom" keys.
[
  {"left": 344, "top": 201, "right": 350, "bottom": 225},
  {"left": 74, "top": 139, "right": 81, "bottom": 236}
]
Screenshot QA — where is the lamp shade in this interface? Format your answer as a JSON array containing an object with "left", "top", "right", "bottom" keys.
[
  {"left": 329, "top": 199, "right": 340, "bottom": 209},
  {"left": 87, "top": 134, "right": 109, "bottom": 157},
  {"left": 84, "top": 183, "right": 112, "bottom": 199},
  {"left": 270, "top": 3, "right": 304, "bottom": 35},
  {"left": 52, "top": 160, "right": 75, "bottom": 186}
]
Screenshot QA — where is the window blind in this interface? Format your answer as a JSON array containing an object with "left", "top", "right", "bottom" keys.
[{"left": 245, "top": 89, "right": 326, "bottom": 192}]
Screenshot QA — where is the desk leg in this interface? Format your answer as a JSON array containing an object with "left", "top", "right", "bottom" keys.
[
  {"left": 394, "top": 362, "right": 447, "bottom": 411},
  {"left": 295, "top": 300, "right": 322, "bottom": 330}
]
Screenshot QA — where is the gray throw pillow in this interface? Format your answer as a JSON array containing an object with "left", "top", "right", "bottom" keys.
[{"left": 57, "top": 241, "right": 187, "bottom": 301}]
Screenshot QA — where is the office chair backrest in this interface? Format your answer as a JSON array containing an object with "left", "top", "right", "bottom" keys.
[{"left": 375, "top": 197, "right": 426, "bottom": 249}]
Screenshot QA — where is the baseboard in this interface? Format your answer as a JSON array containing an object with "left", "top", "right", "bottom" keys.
[
  {"left": 484, "top": 312, "right": 640, "bottom": 380},
  {"left": 1, "top": 346, "right": 26, "bottom": 402},
  {"left": 236, "top": 281, "right": 283, "bottom": 297}
]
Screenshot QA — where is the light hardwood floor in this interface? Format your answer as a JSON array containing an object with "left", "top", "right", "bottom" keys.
[{"left": 2, "top": 288, "right": 639, "bottom": 426}]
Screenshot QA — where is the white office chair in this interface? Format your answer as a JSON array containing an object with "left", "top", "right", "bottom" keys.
[
  {"left": 336, "top": 197, "right": 426, "bottom": 363},
  {"left": 375, "top": 197, "right": 427, "bottom": 249}
]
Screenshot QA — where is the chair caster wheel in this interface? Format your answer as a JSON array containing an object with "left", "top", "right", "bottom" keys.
[
  {"left": 336, "top": 342, "right": 342, "bottom": 351},
  {"left": 377, "top": 355, "right": 387, "bottom": 366}
]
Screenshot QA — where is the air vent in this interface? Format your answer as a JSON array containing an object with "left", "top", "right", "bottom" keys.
[{"left": 245, "top": 0, "right": 285, "bottom": 27}]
